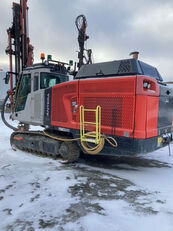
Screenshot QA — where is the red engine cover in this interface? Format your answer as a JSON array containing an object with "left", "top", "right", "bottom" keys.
[{"left": 51, "top": 75, "right": 159, "bottom": 139}]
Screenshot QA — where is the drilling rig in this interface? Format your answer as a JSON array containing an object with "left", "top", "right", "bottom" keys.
[{"left": 1, "top": 0, "right": 173, "bottom": 162}]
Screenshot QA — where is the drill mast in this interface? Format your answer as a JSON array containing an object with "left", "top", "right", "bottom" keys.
[{"left": 6, "top": 0, "right": 33, "bottom": 104}]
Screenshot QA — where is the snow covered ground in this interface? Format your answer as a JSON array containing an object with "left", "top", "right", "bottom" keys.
[{"left": 0, "top": 117, "right": 173, "bottom": 231}]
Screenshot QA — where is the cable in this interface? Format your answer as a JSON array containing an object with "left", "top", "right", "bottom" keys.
[
  {"left": 80, "top": 133, "right": 117, "bottom": 155},
  {"left": 81, "top": 136, "right": 105, "bottom": 155},
  {"left": 43, "top": 130, "right": 118, "bottom": 155},
  {"left": 104, "top": 135, "right": 118, "bottom": 148},
  {"left": 1, "top": 93, "right": 17, "bottom": 131},
  {"left": 43, "top": 130, "right": 80, "bottom": 142}
]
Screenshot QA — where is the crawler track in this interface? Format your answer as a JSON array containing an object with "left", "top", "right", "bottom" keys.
[{"left": 10, "top": 131, "right": 80, "bottom": 163}]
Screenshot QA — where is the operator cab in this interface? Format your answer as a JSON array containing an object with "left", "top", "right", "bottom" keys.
[{"left": 13, "top": 61, "right": 70, "bottom": 125}]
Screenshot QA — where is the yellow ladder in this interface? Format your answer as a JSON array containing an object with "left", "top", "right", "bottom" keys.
[{"left": 80, "top": 105, "right": 101, "bottom": 144}]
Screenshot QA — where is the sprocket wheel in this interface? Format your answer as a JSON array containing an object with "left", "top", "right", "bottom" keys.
[{"left": 59, "top": 141, "right": 80, "bottom": 163}]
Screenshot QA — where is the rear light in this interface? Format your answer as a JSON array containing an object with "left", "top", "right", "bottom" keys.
[
  {"left": 136, "top": 76, "right": 159, "bottom": 96},
  {"left": 143, "top": 82, "right": 151, "bottom": 89}
]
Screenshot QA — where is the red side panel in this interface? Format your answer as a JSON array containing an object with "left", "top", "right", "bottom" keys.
[
  {"left": 134, "top": 95, "right": 147, "bottom": 139},
  {"left": 146, "top": 96, "right": 159, "bottom": 138},
  {"left": 51, "top": 80, "right": 79, "bottom": 129},
  {"left": 78, "top": 77, "right": 136, "bottom": 137},
  {"left": 134, "top": 76, "right": 159, "bottom": 139}
]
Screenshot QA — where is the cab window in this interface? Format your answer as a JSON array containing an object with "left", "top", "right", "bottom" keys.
[
  {"left": 40, "top": 72, "right": 68, "bottom": 89},
  {"left": 15, "top": 73, "right": 31, "bottom": 112},
  {"left": 18, "top": 74, "right": 31, "bottom": 96},
  {"left": 34, "top": 74, "right": 39, "bottom": 91}
]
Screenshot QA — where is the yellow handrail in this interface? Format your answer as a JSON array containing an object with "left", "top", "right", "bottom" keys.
[{"left": 80, "top": 105, "right": 101, "bottom": 144}]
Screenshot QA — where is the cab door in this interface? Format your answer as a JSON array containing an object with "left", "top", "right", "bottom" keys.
[
  {"left": 30, "top": 72, "right": 44, "bottom": 125},
  {"left": 13, "top": 72, "right": 32, "bottom": 123}
]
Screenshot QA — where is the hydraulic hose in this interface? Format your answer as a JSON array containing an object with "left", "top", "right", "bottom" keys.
[
  {"left": 1, "top": 93, "right": 17, "bottom": 131},
  {"left": 43, "top": 130, "right": 80, "bottom": 142},
  {"left": 43, "top": 130, "right": 118, "bottom": 155},
  {"left": 81, "top": 136, "right": 105, "bottom": 154},
  {"left": 80, "top": 133, "right": 118, "bottom": 155}
]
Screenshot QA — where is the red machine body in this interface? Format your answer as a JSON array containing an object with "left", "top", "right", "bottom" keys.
[
  {"left": 45, "top": 73, "right": 171, "bottom": 156},
  {"left": 50, "top": 75, "right": 159, "bottom": 139}
]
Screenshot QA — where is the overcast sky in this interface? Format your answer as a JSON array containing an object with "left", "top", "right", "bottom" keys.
[{"left": 0, "top": 0, "right": 173, "bottom": 80}]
